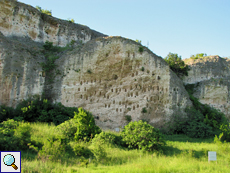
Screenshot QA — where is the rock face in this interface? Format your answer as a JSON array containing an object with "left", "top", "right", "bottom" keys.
[
  {"left": 0, "top": 32, "right": 45, "bottom": 107},
  {"left": 183, "top": 56, "right": 230, "bottom": 119},
  {"left": 0, "top": 0, "right": 106, "bottom": 46},
  {"left": 0, "top": 0, "right": 193, "bottom": 130},
  {"left": 51, "top": 37, "right": 192, "bottom": 130}
]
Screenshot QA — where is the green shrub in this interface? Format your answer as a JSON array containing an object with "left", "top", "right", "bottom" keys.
[
  {"left": 36, "top": 6, "right": 52, "bottom": 16},
  {"left": 125, "top": 115, "right": 132, "bottom": 123},
  {"left": 190, "top": 53, "right": 207, "bottom": 59},
  {"left": 43, "top": 41, "right": 53, "bottom": 50},
  {"left": 139, "top": 47, "right": 144, "bottom": 53},
  {"left": 141, "top": 67, "right": 145, "bottom": 71},
  {"left": 0, "top": 105, "right": 15, "bottom": 122},
  {"left": 217, "top": 123, "right": 230, "bottom": 142},
  {"left": 183, "top": 84, "right": 228, "bottom": 138},
  {"left": 0, "top": 119, "right": 32, "bottom": 151},
  {"left": 92, "top": 131, "right": 126, "bottom": 148},
  {"left": 90, "top": 139, "right": 107, "bottom": 162},
  {"left": 74, "top": 108, "right": 101, "bottom": 142},
  {"left": 72, "top": 143, "right": 93, "bottom": 158},
  {"left": 56, "top": 118, "right": 78, "bottom": 140},
  {"left": 164, "top": 52, "right": 189, "bottom": 77},
  {"left": 121, "top": 120, "right": 165, "bottom": 151},
  {"left": 141, "top": 107, "right": 147, "bottom": 113},
  {"left": 38, "top": 135, "right": 70, "bottom": 161},
  {"left": 12, "top": 98, "right": 77, "bottom": 125}
]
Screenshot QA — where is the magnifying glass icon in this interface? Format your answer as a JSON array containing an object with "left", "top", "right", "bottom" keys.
[{"left": 3, "top": 154, "right": 18, "bottom": 170}]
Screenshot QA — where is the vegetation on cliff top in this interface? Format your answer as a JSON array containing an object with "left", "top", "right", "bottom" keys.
[
  {"left": 164, "top": 52, "right": 189, "bottom": 77},
  {"left": 36, "top": 6, "right": 52, "bottom": 16}
]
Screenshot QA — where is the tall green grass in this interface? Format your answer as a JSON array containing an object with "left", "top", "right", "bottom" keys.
[{"left": 19, "top": 122, "right": 230, "bottom": 173}]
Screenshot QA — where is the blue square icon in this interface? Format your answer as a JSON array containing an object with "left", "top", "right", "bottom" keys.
[{"left": 0, "top": 151, "right": 21, "bottom": 173}]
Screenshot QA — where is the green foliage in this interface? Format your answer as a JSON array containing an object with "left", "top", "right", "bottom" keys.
[
  {"left": 141, "top": 66, "right": 145, "bottom": 71},
  {"left": 90, "top": 139, "right": 107, "bottom": 162},
  {"left": 216, "top": 123, "right": 230, "bottom": 142},
  {"left": 5, "top": 98, "right": 77, "bottom": 125},
  {"left": 190, "top": 53, "right": 207, "bottom": 59},
  {"left": 167, "top": 84, "right": 229, "bottom": 138},
  {"left": 182, "top": 108, "right": 214, "bottom": 138},
  {"left": 0, "top": 119, "right": 32, "bottom": 151},
  {"left": 87, "top": 69, "right": 92, "bottom": 74},
  {"left": 36, "top": 6, "right": 52, "bottom": 16},
  {"left": 164, "top": 52, "right": 189, "bottom": 77},
  {"left": 56, "top": 118, "right": 78, "bottom": 140},
  {"left": 121, "top": 120, "right": 165, "bottom": 151},
  {"left": 92, "top": 131, "right": 126, "bottom": 148},
  {"left": 43, "top": 41, "right": 53, "bottom": 50},
  {"left": 68, "top": 18, "right": 75, "bottom": 23},
  {"left": 141, "top": 107, "right": 147, "bottom": 113},
  {"left": 38, "top": 135, "right": 70, "bottom": 161},
  {"left": 139, "top": 47, "right": 144, "bottom": 53},
  {"left": 74, "top": 108, "right": 101, "bottom": 142},
  {"left": 135, "top": 39, "right": 142, "bottom": 44},
  {"left": 72, "top": 142, "right": 93, "bottom": 158},
  {"left": 125, "top": 115, "right": 132, "bottom": 123},
  {"left": 40, "top": 55, "right": 59, "bottom": 72},
  {"left": 0, "top": 105, "right": 15, "bottom": 122},
  {"left": 185, "top": 84, "right": 227, "bottom": 130}
]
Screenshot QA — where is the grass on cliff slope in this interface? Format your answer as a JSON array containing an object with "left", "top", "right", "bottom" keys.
[{"left": 18, "top": 122, "right": 230, "bottom": 173}]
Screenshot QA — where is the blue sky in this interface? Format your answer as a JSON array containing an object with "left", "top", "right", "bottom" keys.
[{"left": 19, "top": 0, "right": 230, "bottom": 59}]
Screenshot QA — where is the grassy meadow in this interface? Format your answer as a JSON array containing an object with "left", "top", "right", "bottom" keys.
[{"left": 19, "top": 122, "right": 230, "bottom": 173}]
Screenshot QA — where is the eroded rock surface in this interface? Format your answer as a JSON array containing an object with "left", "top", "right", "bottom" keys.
[
  {"left": 183, "top": 56, "right": 230, "bottom": 119},
  {"left": 51, "top": 37, "right": 192, "bottom": 130},
  {"left": 0, "top": 0, "right": 106, "bottom": 46},
  {"left": 0, "top": 32, "right": 45, "bottom": 107},
  {"left": 0, "top": 0, "right": 193, "bottom": 130}
]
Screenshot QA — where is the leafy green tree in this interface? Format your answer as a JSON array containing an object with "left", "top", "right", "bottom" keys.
[
  {"left": 164, "top": 52, "right": 189, "bottom": 77},
  {"left": 74, "top": 108, "right": 101, "bottom": 141}
]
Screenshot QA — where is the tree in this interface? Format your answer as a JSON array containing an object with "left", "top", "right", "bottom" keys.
[
  {"left": 74, "top": 108, "right": 101, "bottom": 141},
  {"left": 164, "top": 52, "right": 189, "bottom": 77}
]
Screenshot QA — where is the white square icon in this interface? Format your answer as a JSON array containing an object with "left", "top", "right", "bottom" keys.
[{"left": 1, "top": 151, "right": 21, "bottom": 173}]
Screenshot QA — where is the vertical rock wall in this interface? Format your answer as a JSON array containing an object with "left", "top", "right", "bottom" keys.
[
  {"left": 0, "top": 0, "right": 106, "bottom": 47},
  {"left": 183, "top": 56, "right": 230, "bottom": 119},
  {"left": 0, "top": 32, "right": 45, "bottom": 107},
  {"left": 51, "top": 37, "right": 192, "bottom": 130}
]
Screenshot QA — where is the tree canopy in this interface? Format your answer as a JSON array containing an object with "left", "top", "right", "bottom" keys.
[{"left": 164, "top": 52, "right": 189, "bottom": 78}]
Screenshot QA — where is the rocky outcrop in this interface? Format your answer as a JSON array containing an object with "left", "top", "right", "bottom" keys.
[
  {"left": 0, "top": 0, "right": 106, "bottom": 47},
  {"left": 50, "top": 37, "right": 192, "bottom": 130},
  {"left": 183, "top": 56, "right": 230, "bottom": 84},
  {"left": 183, "top": 56, "right": 230, "bottom": 119},
  {"left": 0, "top": 32, "right": 45, "bottom": 107},
  {"left": 0, "top": 0, "right": 193, "bottom": 130}
]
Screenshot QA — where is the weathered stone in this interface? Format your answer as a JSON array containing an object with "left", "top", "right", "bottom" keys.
[
  {"left": 183, "top": 56, "right": 230, "bottom": 119},
  {"left": 50, "top": 37, "right": 192, "bottom": 130},
  {"left": 0, "top": 0, "right": 193, "bottom": 130},
  {"left": 0, "top": 0, "right": 106, "bottom": 46}
]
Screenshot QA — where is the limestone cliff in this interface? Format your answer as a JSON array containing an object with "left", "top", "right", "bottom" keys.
[
  {"left": 183, "top": 56, "right": 230, "bottom": 119},
  {"left": 0, "top": 0, "right": 193, "bottom": 130},
  {"left": 0, "top": 32, "right": 45, "bottom": 107},
  {"left": 0, "top": 0, "right": 106, "bottom": 46},
  {"left": 50, "top": 36, "right": 192, "bottom": 130}
]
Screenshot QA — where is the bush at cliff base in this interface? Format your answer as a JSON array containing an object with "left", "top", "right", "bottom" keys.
[
  {"left": 121, "top": 120, "right": 165, "bottom": 151},
  {"left": 0, "top": 119, "right": 32, "bottom": 151},
  {"left": 74, "top": 107, "right": 101, "bottom": 142}
]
